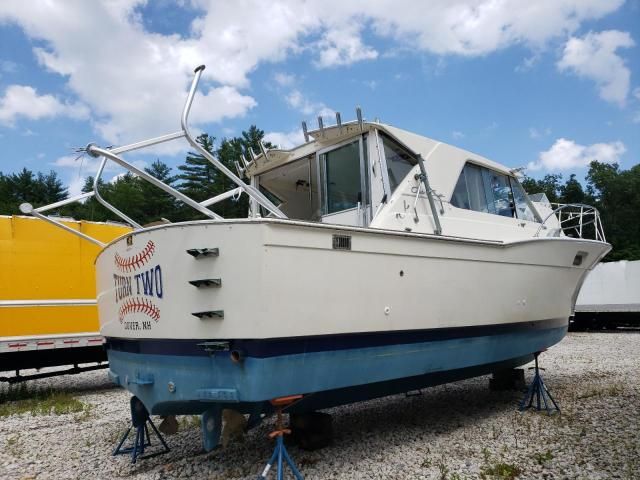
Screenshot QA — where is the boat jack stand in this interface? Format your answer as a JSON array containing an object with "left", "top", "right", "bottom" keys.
[
  {"left": 113, "top": 396, "right": 170, "bottom": 464},
  {"left": 257, "top": 395, "right": 304, "bottom": 480},
  {"left": 519, "top": 352, "right": 560, "bottom": 414}
]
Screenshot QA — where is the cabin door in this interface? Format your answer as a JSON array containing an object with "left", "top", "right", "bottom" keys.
[{"left": 318, "top": 136, "right": 370, "bottom": 226}]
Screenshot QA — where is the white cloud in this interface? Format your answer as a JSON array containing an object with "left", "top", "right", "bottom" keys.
[
  {"left": 633, "top": 87, "right": 640, "bottom": 123},
  {"left": 285, "top": 89, "right": 331, "bottom": 118},
  {"left": 557, "top": 30, "right": 635, "bottom": 106},
  {"left": 0, "top": 0, "right": 627, "bottom": 151},
  {"left": 273, "top": 72, "right": 296, "bottom": 87},
  {"left": 67, "top": 176, "right": 87, "bottom": 197},
  {"left": 52, "top": 153, "right": 148, "bottom": 183},
  {"left": 528, "top": 138, "right": 626, "bottom": 171},
  {"left": 451, "top": 131, "right": 465, "bottom": 139},
  {"left": 264, "top": 128, "right": 305, "bottom": 149},
  {"left": 0, "top": 60, "right": 18, "bottom": 74},
  {"left": 0, "top": 85, "right": 88, "bottom": 126},
  {"left": 367, "top": 0, "right": 624, "bottom": 55},
  {"left": 529, "top": 127, "right": 551, "bottom": 139},
  {"left": 515, "top": 53, "right": 540, "bottom": 73},
  {"left": 363, "top": 80, "right": 378, "bottom": 90},
  {"left": 315, "top": 22, "right": 378, "bottom": 68}
]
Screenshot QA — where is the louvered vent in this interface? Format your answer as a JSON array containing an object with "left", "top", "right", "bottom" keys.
[{"left": 332, "top": 234, "right": 351, "bottom": 250}]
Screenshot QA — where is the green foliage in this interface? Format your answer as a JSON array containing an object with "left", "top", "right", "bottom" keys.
[
  {"left": 480, "top": 462, "right": 522, "bottom": 480},
  {"left": 0, "top": 384, "right": 88, "bottom": 417},
  {"left": 533, "top": 450, "right": 554, "bottom": 465},
  {"left": 522, "top": 161, "right": 640, "bottom": 261},
  {"left": 0, "top": 168, "right": 67, "bottom": 214},
  {"left": 586, "top": 162, "right": 640, "bottom": 261},
  {"left": 177, "top": 133, "right": 218, "bottom": 202},
  {"left": 520, "top": 173, "right": 563, "bottom": 203}
]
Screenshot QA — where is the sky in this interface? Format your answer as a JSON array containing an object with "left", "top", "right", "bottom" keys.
[{"left": 0, "top": 0, "right": 639, "bottom": 197}]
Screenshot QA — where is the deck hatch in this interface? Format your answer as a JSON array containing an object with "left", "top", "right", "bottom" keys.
[{"left": 332, "top": 234, "right": 351, "bottom": 250}]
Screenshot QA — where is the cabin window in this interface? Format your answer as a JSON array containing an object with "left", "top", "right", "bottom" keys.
[
  {"left": 509, "top": 179, "right": 539, "bottom": 222},
  {"left": 381, "top": 135, "right": 417, "bottom": 193},
  {"left": 482, "top": 169, "right": 514, "bottom": 217},
  {"left": 451, "top": 164, "right": 490, "bottom": 212},
  {"left": 321, "top": 140, "right": 362, "bottom": 214},
  {"left": 451, "top": 162, "right": 540, "bottom": 222}
]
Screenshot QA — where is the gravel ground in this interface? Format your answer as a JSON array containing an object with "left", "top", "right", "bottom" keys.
[{"left": 1, "top": 332, "right": 638, "bottom": 480}]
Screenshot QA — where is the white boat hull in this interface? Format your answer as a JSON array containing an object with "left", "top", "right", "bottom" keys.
[
  {"left": 97, "top": 219, "right": 609, "bottom": 449},
  {"left": 98, "top": 219, "right": 608, "bottom": 340}
]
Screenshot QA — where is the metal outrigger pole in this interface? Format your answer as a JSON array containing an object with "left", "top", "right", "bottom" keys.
[{"left": 20, "top": 65, "right": 289, "bottom": 246}]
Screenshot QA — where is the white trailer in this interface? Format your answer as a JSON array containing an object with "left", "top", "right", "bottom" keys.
[{"left": 573, "top": 260, "right": 640, "bottom": 329}]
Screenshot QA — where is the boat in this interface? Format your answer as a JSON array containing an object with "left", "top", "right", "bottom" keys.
[{"left": 22, "top": 65, "right": 611, "bottom": 450}]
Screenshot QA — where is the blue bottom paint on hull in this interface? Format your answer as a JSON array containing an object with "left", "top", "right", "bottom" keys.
[{"left": 106, "top": 320, "right": 567, "bottom": 416}]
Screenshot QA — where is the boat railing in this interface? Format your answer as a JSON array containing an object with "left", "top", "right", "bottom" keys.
[
  {"left": 535, "top": 203, "right": 606, "bottom": 242},
  {"left": 19, "top": 65, "right": 287, "bottom": 246}
]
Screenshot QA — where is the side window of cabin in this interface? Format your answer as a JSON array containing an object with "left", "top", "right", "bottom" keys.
[
  {"left": 451, "top": 163, "right": 539, "bottom": 222},
  {"left": 321, "top": 140, "right": 362, "bottom": 214},
  {"left": 451, "top": 164, "right": 491, "bottom": 213},
  {"left": 482, "top": 169, "right": 514, "bottom": 217},
  {"left": 381, "top": 135, "right": 416, "bottom": 193}
]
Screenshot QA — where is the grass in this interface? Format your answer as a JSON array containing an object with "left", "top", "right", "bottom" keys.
[
  {"left": 480, "top": 462, "right": 523, "bottom": 479},
  {"left": 0, "top": 383, "right": 88, "bottom": 417},
  {"left": 533, "top": 450, "right": 554, "bottom": 465},
  {"left": 576, "top": 383, "right": 624, "bottom": 400}
]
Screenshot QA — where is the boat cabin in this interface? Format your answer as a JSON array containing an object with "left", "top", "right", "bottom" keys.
[{"left": 246, "top": 120, "right": 547, "bottom": 242}]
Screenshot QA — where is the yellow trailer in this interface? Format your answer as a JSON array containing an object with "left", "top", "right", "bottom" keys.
[{"left": 0, "top": 215, "right": 130, "bottom": 381}]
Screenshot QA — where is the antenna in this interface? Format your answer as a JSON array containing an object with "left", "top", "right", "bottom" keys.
[
  {"left": 317, "top": 116, "right": 324, "bottom": 135},
  {"left": 356, "top": 106, "right": 363, "bottom": 132},
  {"left": 301, "top": 121, "right": 309, "bottom": 143},
  {"left": 336, "top": 112, "right": 342, "bottom": 133}
]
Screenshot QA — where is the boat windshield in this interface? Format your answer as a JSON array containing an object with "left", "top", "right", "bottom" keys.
[
  {"left": 381, "top": 134, "right": 417, "bottom": 193},
  {"left": 451, "top": 162, "right": 541, "bottom": 222}
]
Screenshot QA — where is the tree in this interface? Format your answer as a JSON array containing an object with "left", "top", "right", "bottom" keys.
[
  {"left": 138, "top": 160, "right": 179, "bottom": 223},
  {"left": 0, "top": 168, "right": 67, "bottom": 214},
  {"left": 521, "top": 173, "right": 563, "bottom": 203},
  {"left": 177, "top": 133, "right": 218, "bottom": 202},
  {"left": 559, "top": 174, "right": 586, "bottom": 204},
  {"left": 586, "top": 161, "right": 640, "bottom": 261},
  {"left": 175, "top": 125, "right": 274, "bottom": 219}
]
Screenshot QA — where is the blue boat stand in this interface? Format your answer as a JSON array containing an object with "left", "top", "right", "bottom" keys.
[
  {"left": 113, "top": 396, "right": 170, "bottom": 464},
  {"left": 257, "top": 395, "right": 304, "bottom": 480},
  {"left": 519, "top": 351, "right": 560, "bottom": 414}
]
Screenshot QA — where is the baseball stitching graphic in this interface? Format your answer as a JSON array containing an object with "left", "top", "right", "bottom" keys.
[
  {"left": 119, "top": 298, "right": 161, "bottom": 322},
  {"left": 114, "top": 239, "right": 162, "bottom": 324},
  {"left": 115, "top": 240, "right": 156, "bottom": 273}
]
